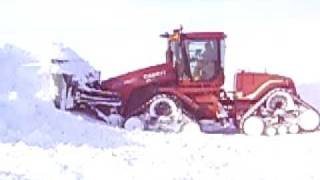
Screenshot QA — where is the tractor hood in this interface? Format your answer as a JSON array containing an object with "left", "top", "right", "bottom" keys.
[
  {"left": 101, "top": 63, "right": 176, "bottom": 98},
  {"left": 234, "top": 71, "right": 297, "bottom": 100}
]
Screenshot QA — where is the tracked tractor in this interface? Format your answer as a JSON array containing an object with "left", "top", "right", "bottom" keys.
[{"left": 53, "top": 27, "right": 320, "bottom": 135}]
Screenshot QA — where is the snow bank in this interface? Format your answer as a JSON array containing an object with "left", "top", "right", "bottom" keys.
[
  {"left": 0, "top": 45, "right": 39, "bottom": 98},
  {"left": 0, "top": 44, "right": 133, "bottom": 149}
]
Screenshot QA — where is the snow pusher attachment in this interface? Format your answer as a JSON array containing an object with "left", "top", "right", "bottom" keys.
[{"left": 51, "top": 59, "right": 123, "bottom": 126}]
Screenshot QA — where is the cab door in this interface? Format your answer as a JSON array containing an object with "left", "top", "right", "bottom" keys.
[{"left": 170, "top": 39, "right": 225, "bottom": 118}]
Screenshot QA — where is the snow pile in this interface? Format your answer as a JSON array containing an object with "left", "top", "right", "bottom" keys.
[
  {"left": 0, "top": 45, "right": 40, "bottom": 99},
  {"left": 0, "top": 44, "right": 132, "bottom": 148},
  {"left": 0, "top": 44, "right": 42, "bottom": 138}
]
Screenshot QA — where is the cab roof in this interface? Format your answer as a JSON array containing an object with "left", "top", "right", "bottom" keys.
[{"left": 183, "top": 32, "right": 226, "bottom": 40}]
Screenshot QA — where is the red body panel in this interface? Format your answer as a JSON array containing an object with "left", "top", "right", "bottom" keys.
[
  {"left": 101, "top": 63, "right": 176, "bottom": 95},
  {"left": 234, "top": 71, "right": 296, "bottom": 100}
]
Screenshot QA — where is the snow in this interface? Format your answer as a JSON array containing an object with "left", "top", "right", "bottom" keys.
[
  {"left": 49, "top": 43, "right": 99, "bottom": 81},
  {"left": 298, "top": 83, "right": 320, "bottom": 110},
  {"left": 1, "top": 44, "right": 320, "bottom": 180}
]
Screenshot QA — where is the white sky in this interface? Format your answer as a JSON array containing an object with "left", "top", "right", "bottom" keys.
[{"left": 1, "top": 0, "right": 320, "bottom": 89}]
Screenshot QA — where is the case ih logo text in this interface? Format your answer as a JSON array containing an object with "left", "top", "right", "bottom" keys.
[{"left": 143, "top": 70, "right": 166, "bottom": 82}]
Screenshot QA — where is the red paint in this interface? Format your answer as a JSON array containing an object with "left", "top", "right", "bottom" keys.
[
  {"left": 101, "top": 63, "right": 176, "bottom": 105},
  {"left": 235, "top": 71, "right": 296, "bottom": 100}
]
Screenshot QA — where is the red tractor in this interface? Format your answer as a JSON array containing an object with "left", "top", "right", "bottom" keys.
[{"left": 53, "top": 27, "right": 320, "bottom": 135}]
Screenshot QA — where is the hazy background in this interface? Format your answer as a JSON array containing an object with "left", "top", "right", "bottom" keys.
[{"left": 0, "top": 0, "right": 319, "bottom": 100}]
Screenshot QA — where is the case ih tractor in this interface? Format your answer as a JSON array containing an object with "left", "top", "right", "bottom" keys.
[{"left": 53, "top": 27, "right": 320, "bottom": 136}]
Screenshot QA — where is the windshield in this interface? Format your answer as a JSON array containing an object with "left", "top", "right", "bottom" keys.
[
  {"left": 185, "top": 39, "right": 220, "bottom": 81},
  {"left": 171, "top": 39, "right": 223, "bottom": 81},
  {"left": 185, "top": 40, "right": 218, "bottom": 62}
]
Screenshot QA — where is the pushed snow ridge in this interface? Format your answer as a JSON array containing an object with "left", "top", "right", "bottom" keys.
[{"left": 0, "top": 44, "right": 134, "bottom": 149}]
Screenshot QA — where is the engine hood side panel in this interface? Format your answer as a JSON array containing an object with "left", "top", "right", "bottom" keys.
[
  {"left": 234, "top": 71, "right": 296, "bottom": 100},
  {"left": 100, "top": 63, "right": 177, "bottom": 102}
]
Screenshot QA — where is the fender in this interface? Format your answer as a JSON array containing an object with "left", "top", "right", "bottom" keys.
[{"left": 159, "top": 87, "right": 220, "bottom": 119}]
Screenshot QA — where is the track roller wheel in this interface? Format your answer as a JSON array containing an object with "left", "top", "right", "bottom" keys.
[
  {"left": 147, "top": 94, "right": 186, "bottom": 132},
  {"left": 297, "top": 109, "right": 320, "bottom": 131},
  {"left": 242, "top": 116, "right": 265, "bottom": 136},
  {"left": 277, "top": 125, "right": 288, "bottom": 135},
  {"left": 149, "top": 95, "right": 179, "bottom": 119},
  {"left": 265, "top": 126, "right": 277, "bottom": 136},
  {"left": 266, "top": 91, "right": 295, "bottom": 112},
  {"left": 124, "top": 116, "right": 145, "bottom": 131},
  {"left": 288, "top": 124, "right": 299, "bottom": 134}
]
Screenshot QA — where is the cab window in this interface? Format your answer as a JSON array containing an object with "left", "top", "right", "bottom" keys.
[{"left": 184, "top": 40, "right": 219, "bottom": 81}]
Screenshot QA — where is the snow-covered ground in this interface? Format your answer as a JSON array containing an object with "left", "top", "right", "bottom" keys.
[{"left": 1, "top": 44, "right": 320, "bottom": 180}]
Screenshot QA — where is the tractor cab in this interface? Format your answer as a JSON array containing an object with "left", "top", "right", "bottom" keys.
[{"left": 162, "top": 28, "right": 226, "bottom": 87}]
